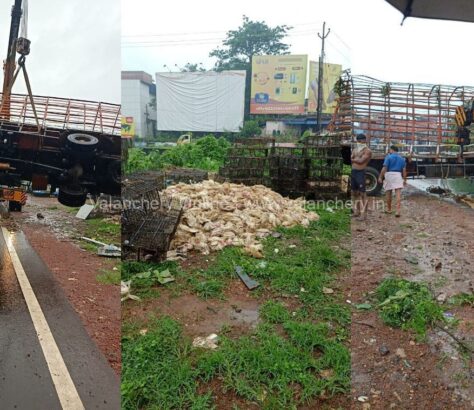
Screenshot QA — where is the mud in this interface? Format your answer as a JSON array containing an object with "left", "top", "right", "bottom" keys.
[
  {"left": 123, "top": 279, "right": 261, "bottom": 338},
  {"left": 350, "top": 186, "right": 474, "bottom": 409}
]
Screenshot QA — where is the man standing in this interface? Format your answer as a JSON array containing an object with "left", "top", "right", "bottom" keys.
[
  {"left": 351, "top": 134, "right": 372, "bottom": 219},
  {"left": 378, "top": 145, "right": 407, "bottom": 217}
]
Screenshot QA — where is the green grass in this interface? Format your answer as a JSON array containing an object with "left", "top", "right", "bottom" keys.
[
  {"left": 84, "top": 218, "right": 120, "bottom": 245},
  {"left": 376, "top": 278, "right": 444, "bottom": 337},
  {"left": 96, "top": 267, "right": 121, "bottom": 285},
  {"left": 448, "top": 293, "right": 474, "bottom": 307},
  {"left": 121, "top": 317, "right": 213, "bottom": 410},
  {"left": 121, "top": 207, "right": 351, "bottom": 408}
]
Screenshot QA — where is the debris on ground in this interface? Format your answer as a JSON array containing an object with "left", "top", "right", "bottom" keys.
[
  {"left": 82, "top": 236, "right": 121, "bottom": 257},
  {"left": 164, "top": 180, "right": 319, "bottom": 257},
  {"left": 192, "top": 333, "right": 219, "bottom": 349},
  {"left": 75, "top": 204, "right": 95, "bottom": 220},
  {"left": 235, "top": 266, "right": 260, "bottom": 290},
  {"left": 121, "top": 280, "right": 141, "bottom": 302}
]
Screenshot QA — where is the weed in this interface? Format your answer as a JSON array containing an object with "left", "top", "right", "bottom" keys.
[
  {"left": 194, "top": 279, "right": 224, "bottom": 299},
  {"left": 376, "top": 278, "right": 444, "bottom": 337},
  {"left": 96, "top": 268, "right": 120, "bottom": 285},
  {"left": 260, "top": 300, "right": 290, "bottom": 324}
]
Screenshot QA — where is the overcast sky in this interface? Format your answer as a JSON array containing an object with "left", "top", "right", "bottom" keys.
[
  {"left": 122, "top": 0, "right": 473, "bottom": 87},
  {"left": 0, "top": 0, "right": 120, "bottom": 103}
]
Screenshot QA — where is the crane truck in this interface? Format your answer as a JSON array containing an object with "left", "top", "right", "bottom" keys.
[{"left": 0, "top": 0, "right": 121, "bottom": 209}]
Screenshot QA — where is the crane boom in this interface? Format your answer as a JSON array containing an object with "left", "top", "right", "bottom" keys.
[{"left": 1, "top": 0, "right": 23, "bottom": 118}]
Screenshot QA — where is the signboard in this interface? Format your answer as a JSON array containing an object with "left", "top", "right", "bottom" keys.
[
  {"left": 121, "top": 116, "right": 135, "bottom": 138},
  {"left": 250, "top": 55, "right": 307, "bottom": 114},
  {"left": 307, "top": 61, "right": 342, "bottom": 114},
  {"left": 155, "top": 71, "right": 246, "bottom": 132}
]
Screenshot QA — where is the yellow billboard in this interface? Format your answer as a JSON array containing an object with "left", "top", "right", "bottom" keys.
[
  {"left": 250, "top": 55, "right": 307, "bottom": 114},
  {"left": 307, "top": 61, "right": 342, "bottom": 114},
  {"left": 121, "top": 116, "right": 135, "bottom": 138}
]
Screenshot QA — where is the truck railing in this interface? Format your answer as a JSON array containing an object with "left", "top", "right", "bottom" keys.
[
  {"left": 329, "top": 74, "right": 474, "bottom": 148},
  {"left": 0, "top": 92, "right": 121, "bottom": 136}
]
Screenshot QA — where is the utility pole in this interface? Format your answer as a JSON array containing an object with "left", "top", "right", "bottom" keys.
[{"left": 317, "top": 21, "right": 330, "bottom": 133}]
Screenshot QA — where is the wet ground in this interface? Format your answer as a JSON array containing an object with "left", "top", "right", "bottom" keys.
[
  {"left": 350, "top": 186, "right": 474, "bottom": 409},
  {"left": 0, "top": 229, "right": 120, "bottom": 409},
  {"left": 123, "top": 279, "right": 261, "bottom": 339},
  {"left": 1, "top": 195, "right": 121, "bottom": 373}
]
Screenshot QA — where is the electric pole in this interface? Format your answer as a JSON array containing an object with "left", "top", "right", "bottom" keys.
[{"left": 317, "top": 21, "right": 330, "bottom": 133}]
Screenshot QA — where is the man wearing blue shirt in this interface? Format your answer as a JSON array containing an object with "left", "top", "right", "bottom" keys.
[{"left": 378, "top": 145, "right": 407, "bottom": 217}]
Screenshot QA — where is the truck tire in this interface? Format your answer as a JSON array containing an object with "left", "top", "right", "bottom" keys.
[
  {"left": 66, "top": 133, "right": 99, "bottom": 153},
  {"left": 58, "top": 185, "right": 87, "bottom": 207},
  {"left": 365, "top": 166, "right": 382, "bottom": 196},
  {"left": 8, "top": 201, "right": 22, "bottom": 212}
]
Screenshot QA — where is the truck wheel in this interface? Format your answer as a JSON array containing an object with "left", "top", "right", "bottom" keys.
[
  {"left": 66, "top": 133, "right": 99, "bottom": 153},
  {"left": 8, "top": 201, "right": 22, "bottom": 212},
  {"left": 58, "top": 185, "right": 87, "bottom": 207},
  {"left": 365, "top": 166, "right": 382, "bottom": 196}
]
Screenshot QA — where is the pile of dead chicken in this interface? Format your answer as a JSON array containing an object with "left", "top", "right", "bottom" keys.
[{"left": 164, "top": 180, "right": 319, "bottom": 258}]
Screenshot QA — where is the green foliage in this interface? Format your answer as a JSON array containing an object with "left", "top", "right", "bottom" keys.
[
  {"left": 125, "top": 136, "right": 231, "bottom": 173},
  {"left": 376, "top": 278, "right": 444, "bottom": 337},
  {"left": 209, "top": 16, "right": 291, "bottom": 71},
  {"left": 121, "top": 317, "right": 213, "bottom": 410},
  {"left": 124, "top": 148, "right": 154, "bottom": 174},
  {"left": 239, "top": 120, "right": 262, "bottom": 138}
]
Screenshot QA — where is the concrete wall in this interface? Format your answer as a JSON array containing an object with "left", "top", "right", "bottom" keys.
[{"left": 121, "top": 79, "right": 156, "bottom": 138}]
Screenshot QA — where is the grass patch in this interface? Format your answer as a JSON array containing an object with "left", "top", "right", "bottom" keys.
[
  {"left": 121, "top": 316, "right": 213, "bottom": 410},
  {"left": 96, "top": 267, "right": 121, "bottom": 285},
  {"left": 376, "top": 278, "right": 444, "bottom": 337},
  {"left": 260, "top": 300, "right": 291, "bottom": 324},
  {"left": 448, "top": 293, "right": 474, "bottom": 307},
  {"left": 84, "top": 217, "right": 120, "bottom": 245},
  {"left": 197, "top": 323, "right": 349, "bottom": 407}
]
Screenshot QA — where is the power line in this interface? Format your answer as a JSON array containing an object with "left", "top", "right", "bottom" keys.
[
  {"left": 122, "top": 30, "right": 320, "bottom": 48},
  {"left": 121, "top": 21, "right": 324, "bottom": 39}
]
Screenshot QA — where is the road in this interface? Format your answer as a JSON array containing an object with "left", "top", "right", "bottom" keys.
[{"left": 0, "top": 227, "right": 120, "bottom": 409}]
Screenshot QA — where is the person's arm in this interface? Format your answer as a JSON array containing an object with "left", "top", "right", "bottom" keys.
[
  {"left": 379, "top": 155, "right": 389, "bottom": 183},
  {"left": 378, "top": 166, "right": 387, "bottom": 184}
]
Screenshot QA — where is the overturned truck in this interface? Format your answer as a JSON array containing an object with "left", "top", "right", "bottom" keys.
[{"left": 0, "top": 93, "right": 121, "bottom": 207}]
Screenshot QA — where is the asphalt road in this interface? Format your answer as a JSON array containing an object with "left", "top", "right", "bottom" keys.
[{"left": 0, "top": 228, "right": 120, "bottom": 409}]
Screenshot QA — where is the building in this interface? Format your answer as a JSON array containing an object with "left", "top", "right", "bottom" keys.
[{"left": 121, "top": 71, "right": 156, "bottom": 139}]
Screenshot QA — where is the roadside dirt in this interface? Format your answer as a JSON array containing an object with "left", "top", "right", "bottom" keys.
[
  {"left": 7, "top": 196, "right": 121, "bottom": 374},
  {"left": 349, "top": 186, "right": 474, "bottom": 409},
  {"left": 123, "top": 279, "right": 261, "bottom": 339}
]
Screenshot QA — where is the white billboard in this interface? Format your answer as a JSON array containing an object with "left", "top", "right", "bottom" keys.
[{"left": 155, "top": 70, "right": 246, "bottom": 132}]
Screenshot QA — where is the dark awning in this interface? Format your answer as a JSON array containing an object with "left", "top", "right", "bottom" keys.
[{"left": 385, "top": 0, "right": 474, "bottom": 23}]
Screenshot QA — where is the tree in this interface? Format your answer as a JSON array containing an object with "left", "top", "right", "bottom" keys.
[
  {"left": 180, "top": 63, "right": 206, "bottom": 72},
  {"left": 210, "top": 16, "right": 291, "bottom": 118}
]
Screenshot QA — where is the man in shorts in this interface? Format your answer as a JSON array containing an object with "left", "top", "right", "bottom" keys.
[
  {"left": 378, "top": 145, "right": 407, "bottom": 217},
  {"left": 351, "top": 134, "right": 372, "bottom": 219}
]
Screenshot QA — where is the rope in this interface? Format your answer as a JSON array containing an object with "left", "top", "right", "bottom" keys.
[{"left": 21, "top": 59, "right": 40, "bottom": 130}]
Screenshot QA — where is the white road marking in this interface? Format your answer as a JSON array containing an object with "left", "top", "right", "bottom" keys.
[{"left": 1, "top": 227, "right": 85, "bottom": 410}]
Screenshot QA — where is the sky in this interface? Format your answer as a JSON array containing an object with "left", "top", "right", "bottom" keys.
[
  {"left": 122, "top": 0, "right": 473, "bottom": 87},
  {"left": 0, "top": 0, "right": 120, "bottom": 103}
]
